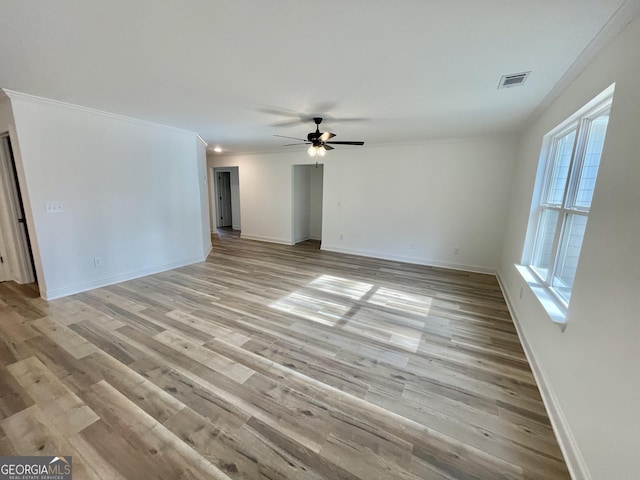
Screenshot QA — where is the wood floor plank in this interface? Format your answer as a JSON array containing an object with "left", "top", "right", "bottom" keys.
[
  {"left": 137, "top": 365, "right": 252, "bottom": 434},
  {"left": 153, "top": 329, "right": 255, "bottom": 384},
  {"left": 31, "top": 317, "right": 98, "bottom": 359},
  {"left": 80, "top": 350, "right": 185, "bottom": 424},
  {"left": 69, "top": 320, "right": 147, "bottom": 365},
  {"left": 0, "top": 232, "right": 570, "bottom": 479},
  {"left": 163, "top": 407, "right": 328, "bottom": 480},
  {"left": 67, "top": 433, "right": 129, "bottom": 480},
  {"left": 0, "top": 308, "right": 40, "bottom": 343},
  {"left": 0, "top": 363, "right": 34, "bottom": 421},
  {"left": 24, "top": 334, "right": 103, "bottom": 394},
  {"left": 1, "top": 404, "right": 62, "bottom": 454},
  {"left": 7, "top": 356, "right": 99, "bottom": 437},
  {"left": 81, "top": 380, "right": 232, "bottom": 480},
  {"left": 0, "top": 424, "right": 16, "bottom": 456}
]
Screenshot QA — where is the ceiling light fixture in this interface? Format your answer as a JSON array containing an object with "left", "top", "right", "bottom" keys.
[
  {"left": 213, "top": 146, "right": 222, "bottom": 153},
  {"left": 275, "top": 117, "right": 364, "bottom": 158},
  {"left": 307, "top": 145, "right": 326, "bottom": 157}
]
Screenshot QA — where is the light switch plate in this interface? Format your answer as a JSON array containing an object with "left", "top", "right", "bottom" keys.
[{"left": 45, "top": 202, "right": 64, "bottom": 213}]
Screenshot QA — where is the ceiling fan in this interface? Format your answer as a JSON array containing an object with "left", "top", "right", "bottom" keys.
[{"left": 274, "top": 117, "right": 364, "bottom": 158}]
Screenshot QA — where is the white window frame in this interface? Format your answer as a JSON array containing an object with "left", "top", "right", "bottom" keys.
[{"left": 520, "top": 85, "right": 614, "bottom": 323}]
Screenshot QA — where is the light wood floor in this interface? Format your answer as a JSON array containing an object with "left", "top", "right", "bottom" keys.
[{"left": 0, "top": 233, "right": 570, "bottom": 479}]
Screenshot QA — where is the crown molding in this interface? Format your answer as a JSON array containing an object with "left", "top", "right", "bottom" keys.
[
  {"left": 525, "top": 0, "right": 640, "bottom": 130},
  {"left": 1, "top": 88, "right": 198, "bottom": 137},
  {"left": 205, "top": 133, "right": 517, "bottom": 158}
]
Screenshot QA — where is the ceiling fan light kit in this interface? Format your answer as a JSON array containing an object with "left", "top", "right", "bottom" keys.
[
  {"left": 308, "top": 145, "right": 327, "bottom": 157},
  {"left": 274, "top": 117, "right": 364, "bottom": 158}
]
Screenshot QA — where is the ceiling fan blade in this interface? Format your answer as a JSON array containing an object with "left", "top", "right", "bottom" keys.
[
  {"left": 282, "top": 142, "right": 309, "bottom": 146},
  {"left": 326, "top": 141, "right": 365, "bottom": 146},
  {"left": 273, "top": 134, "right": 307, "bottom": 141},
  {"left": 270, "top": 119, "right": 307, "bottom": 128},
  {"left": 258, "top": 107, "right": 301, "bottom": 119},
  {"left": 319, "top": 132, "right": 336, "bottom": 142},
  {"left": 323, "top": 144, "right": 335, "bottom": 151},
  {"left": 330, "top": 117, "right": 369, "bottom": 123}
]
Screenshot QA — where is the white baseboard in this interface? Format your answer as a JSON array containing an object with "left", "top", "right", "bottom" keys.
[
  {"left": 42, "top": 253, "right": 209, "bottom": 300},
  {"left": 240, "top": 233, "right": 293, "bottom": 245},
  {"left": 496, "top": 273, "right": 589, "bottom": 480},
  {"left": 321, "top": 244, "right": 496, "bottom": 275}
]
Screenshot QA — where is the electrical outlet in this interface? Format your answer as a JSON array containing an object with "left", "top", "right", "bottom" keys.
[{"left": 93, "top": 257, "right": 102, "bottom": 267}]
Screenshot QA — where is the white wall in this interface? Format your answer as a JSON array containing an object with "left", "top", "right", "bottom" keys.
[
  {"left": 321, "top": 140, "right": 516, "bottom": 271},
  {"left": 210, "top": 137, "right": 516, "bottom": 271},
  {"left": 499, "top": 15, "right": 640, "bottom": 480},
  {"left": 7, "top": 92, "right": 210, "bottom": 299},
  {"left": 208, "top": 154, "right": 294, "bottom": 244},
  {"left": 309, "top": 164, "right": 323, "bottom": 241},
  {"left": 293, "top": 165, "right": 311, "bottom": 243}
]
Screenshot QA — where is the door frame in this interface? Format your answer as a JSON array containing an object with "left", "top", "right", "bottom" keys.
[
  {"left": 0, "top": 132, "right": 36, "bottom": 284},
  {"left": 211, "top": 167, "right": 240, "bottom": 231},
  {"left": 291, "top": 163, "right": 324, "bottom": 245},
  {"left": 0, "top": 224, "right": 11, "bottom": 282},
  {"left": 216, "top": 171, "right": 232, "bottom": 228}
]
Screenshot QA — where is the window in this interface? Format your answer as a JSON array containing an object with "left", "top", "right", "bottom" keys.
[{"left": 524, "top": 88, "right": 613, "bottom": 310}]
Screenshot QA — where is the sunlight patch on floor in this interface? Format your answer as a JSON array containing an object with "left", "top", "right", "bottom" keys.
[
  {"left": 270, "top": 291, "right": 349, "bottom": 326},
  {"left": 270, "top": 275, "right": 433, "bottom": 352},
  {"left": 308, "top": 274, "right": 374, "bottom": 300},
  {"left": 368, "top": 287, "right": 433, "bottom": 316}
]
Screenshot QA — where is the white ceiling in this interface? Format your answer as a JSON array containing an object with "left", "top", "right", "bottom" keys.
[{"left": 0, "top": 0, "right": 635, "bottom": 154}]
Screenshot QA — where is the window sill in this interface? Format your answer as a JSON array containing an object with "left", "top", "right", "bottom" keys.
[{"left": 515, "top": 264, "right": 567, "bottom": 331}]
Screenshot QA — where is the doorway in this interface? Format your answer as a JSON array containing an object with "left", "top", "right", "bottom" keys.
[
  {"left": 212, "top": 167, "right": 240, "bottom": 231},
  {"left": 292, "top": 164, "right": 323, "bottom": 245},
  {"left": 217, "top": 171, "right": 232, "bottom": 228},
  {"left": 0, "top": 133, "right": 36, "bottom": 285}
]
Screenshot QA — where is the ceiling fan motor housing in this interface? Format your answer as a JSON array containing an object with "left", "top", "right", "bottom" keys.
[{"left": 307, "top": 117, "right": 323, "bottom": 142}]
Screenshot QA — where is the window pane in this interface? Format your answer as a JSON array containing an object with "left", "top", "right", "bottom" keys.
[
  {"left": 546, "top": 130, "right": 576, "bottom": 205},
  {"left": 531, "top": 209, "right": 560, "bottom": 280},
  {"left": 574, "top": 114, "right": 609, "bottom": 209},
  {"left": 552, "top": 214, "right": 588, "bottom": 302}
]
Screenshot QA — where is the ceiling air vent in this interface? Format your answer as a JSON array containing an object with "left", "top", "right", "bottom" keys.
[{"left": 498, "top": 71, "right": 531, "bottom": 89}]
